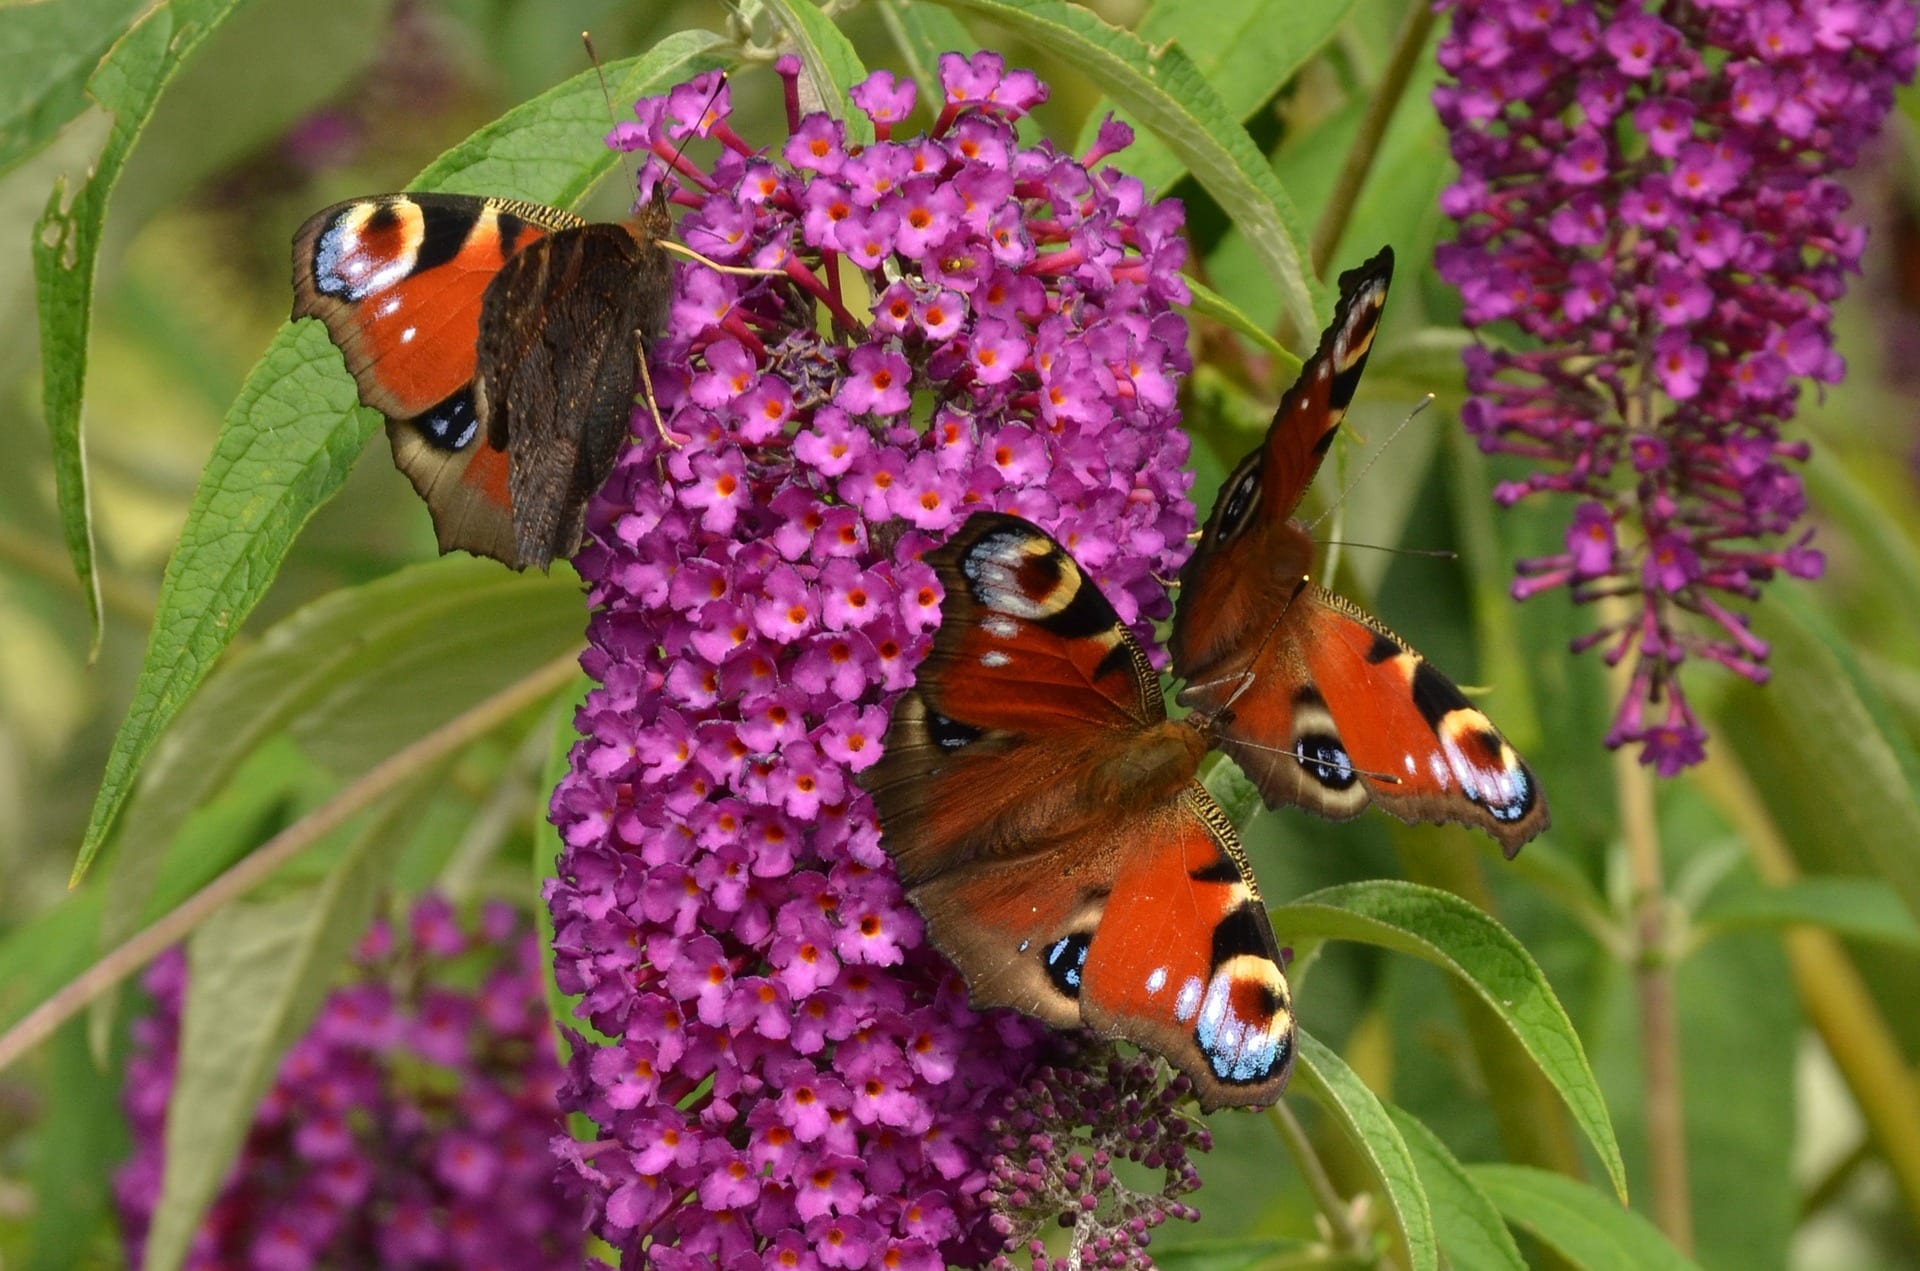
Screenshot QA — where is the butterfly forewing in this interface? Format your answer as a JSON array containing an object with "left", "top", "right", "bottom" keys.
[{"left": 293, "top": 194, "right": 580, "bottom": 422}]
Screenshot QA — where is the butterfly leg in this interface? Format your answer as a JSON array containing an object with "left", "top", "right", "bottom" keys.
[{"left": 635, "top": 335, "right": 686, "bottom": 449}]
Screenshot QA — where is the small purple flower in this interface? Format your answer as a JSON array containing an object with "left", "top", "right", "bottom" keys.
[
  {"left": 1436, "top": 0, "right": 1918, "bottom": 771},
  {"left": 115, "top": 900, "right": 577, "bottom": 1270},
  {"left": 550, "top": 58, "right": 1201, "bottom": 1263}
]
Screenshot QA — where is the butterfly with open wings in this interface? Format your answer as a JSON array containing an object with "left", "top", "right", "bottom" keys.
[
  {"left": 291, "top": 186, "right": 674, "bottom": 571},
  {"left": 860, "top": 246, "right": 1546, "bottom": 1109}
]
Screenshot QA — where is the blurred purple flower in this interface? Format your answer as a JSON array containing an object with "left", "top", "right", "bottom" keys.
[
  {"left": 1435, "top": 0, "right": 1917, "bottom": 774},
  {"left": 547, "top": 54, "right": 1202, "bottom": 1264},
  {"left": 116, "top": 899, "right": 577, "bottom": 1270}
]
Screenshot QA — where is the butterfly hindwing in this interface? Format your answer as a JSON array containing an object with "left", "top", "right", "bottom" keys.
[
  {"left": 1210, "top": 586, "right": 1545, "bottom": 856},
  {"left": 862, "top": 513, "right": 1293, "bottom": 1108},
  {"left": 909, "top": 783, "right": 1292, "bottom": 1111},
  {"left": 1173, "top": 246, "right": 1549, "bottom": 854}
]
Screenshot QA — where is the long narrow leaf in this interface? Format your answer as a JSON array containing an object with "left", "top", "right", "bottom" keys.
[
  {"left": 1470, "top": 1165, "right": 1703, "bottom": 1271},
  {"left": 761, "top": 0, "right": 874, "bottom": 144},
  {"left": 1292, "top": 1030, "right": 1438, "bottom": 1271},
  {"left": 1387, "top": 1106, "right": 1527, "bottom": 1271},
  {"left": 1271, "top": 879, "right": 1627, "bottom": 1201},
  {"left": 141, "top": 798, "right": 405, "bottom": 1271},
  {"left": 1075, "top": 0, "right": 1357, "bottom": 194},
  {"left": 35, "top": 0, "right": 251, "bottom": 651}
]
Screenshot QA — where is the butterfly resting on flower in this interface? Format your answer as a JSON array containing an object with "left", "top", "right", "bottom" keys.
[{"left": 862, "top": 247, "right": 1546, "bottom": 1110}]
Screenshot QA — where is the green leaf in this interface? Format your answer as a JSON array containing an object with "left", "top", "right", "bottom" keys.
[
  {"left": 876, "top": 0, "right": 979, "bottom": 107},
  {"left": 1469, "top": 1165, "right": 1704, "bottom": 1271},
  {"left": 1186, "top": 276, "right": 1292, "bottom": 364},
  {"left": 1292, "top": 1030, "right": 1438, "bottom": 1271},
  {"left": 1386, "top": 1107, "right": 1527, "bottom": 1271},
  {"left": 73, "top": 37, "right": 722, "bottom": 883},
  {"left": 102, "top": 561, "right": 582, "bottom": 957},
  {"left": 140, "top": 800, "right": 401, "bottom": 1271},
  {"left": 1694, "top": 877, "right": 1920, "bottom": 950},
  {"left": 421, "top": 31, "right": 728, "bottom": 199},
  {"left": 0, "top": 0, "right": 146, "bottom": 177},
  {"left": 1738, "top": 584, "right": 1920, "bottom": 926},
  {"left": 1076, "top": 0, "right": 1357, "bottom": 195},
  {"left": 760, "top": 0, "right": 875, "bottom": 145},
  {"left": 74, "top": 321, "right": 372, "bottom": 884},
  {"left": 1270, "top": 880, "right": 1627, "bottom": 1201},
  {"left": 36, "top": 0, "right": 251, "bottom": 653},
  {"left": 933, "top": 0, "right": 1320, "bottom": 335}
]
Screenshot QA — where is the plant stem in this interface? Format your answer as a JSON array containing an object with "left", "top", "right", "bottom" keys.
[
  {"left": 1612, "top": 694, "right": 1694, "bottom": 1252},
  {"left": 0, "top": 652, "right": 581, "bottom": 1073},
  {"left": 1268, "top": 1100, "right": 1370, "bottom": 1258},
  {"left": 1309, "top": 1, "right": 1437, "bottom": 276}
]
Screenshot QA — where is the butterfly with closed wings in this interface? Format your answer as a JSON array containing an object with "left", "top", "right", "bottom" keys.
[
  {"left": 292, "top": 185, "right": 675, "bottom": 571},
  {"left": 860, "top": 247, "right": 1546, "bottom": 1110}
]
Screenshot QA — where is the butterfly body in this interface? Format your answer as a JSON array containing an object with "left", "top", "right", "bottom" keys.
[{"left": 292, "top": 190, "right": 672, "bottom": 569}]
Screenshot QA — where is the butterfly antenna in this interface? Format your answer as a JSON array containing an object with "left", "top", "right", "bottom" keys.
[
  {"left": 583, "top": 32, "right": 620, "bottom": 128},
  {"left": 1305, "top": 393, "right": 1435, "bottom": 534},
  {"left": 1314, "top": 540, "right": 1459, "bottom": 561}
]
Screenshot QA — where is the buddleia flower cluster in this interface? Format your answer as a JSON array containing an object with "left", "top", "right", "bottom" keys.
[
  {"left": 543, "top": 54, "right": 1207, "bottom": 1265},
  {"left": 1434, "top": 0, "right": 1918, "bottom": 773},
  {"left": 983, "top": 1051, "right": 1211, "bottom": 1271},
  {"left": 115, "top": 898, "right": 577, "bottom": 1269}
]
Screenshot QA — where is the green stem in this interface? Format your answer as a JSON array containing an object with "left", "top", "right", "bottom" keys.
[
  {"left": 1309, "top": 1, "right": 1437, "bottom": 275},
  {"left": 1611, "top": 675, "right": 1693, "bottom": 1252},
  {"left": 1268, "top": 1100, "right": 1372, "bottom": 1260}
]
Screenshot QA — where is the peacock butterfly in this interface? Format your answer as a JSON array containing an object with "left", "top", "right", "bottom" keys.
[
  {"left": 291, "top": 187, "right": 673, "bottom": 570},
  {"left": 860, "top": 247, "right": 1545, "bottom": 1107},
  {"left": 1171, "top": 245, "right": 1548, "bottom": 856},
  {"left": 860, "top": 513, "right": 1295, "bottom": 1110}
]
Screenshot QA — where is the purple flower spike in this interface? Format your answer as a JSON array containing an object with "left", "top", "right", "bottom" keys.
[
  {"left": 116, "top": 901, "right": 577, "bottom": 1270},
  {"left": 551, "top": 61, "right": 1201, "bottom": 1263},
  {"left": 1436, "top": 0, "right": 1918, "bottom": 772}
]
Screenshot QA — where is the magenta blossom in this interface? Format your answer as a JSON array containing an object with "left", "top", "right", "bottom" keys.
[
  {"left": 1435, "top": 0, "right": 1917, "bottom": 774},
  {"left": 546, "top": 54, "right": 1203, "bottom": 1264},
  {"left": 116, "top": 898, "right": 578, "bottom": 1270}
]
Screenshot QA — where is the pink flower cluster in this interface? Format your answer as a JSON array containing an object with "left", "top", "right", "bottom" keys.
[
  {"left": 116, "top": 898, "right": 577, "bottom": 1269},
  {"left": 543, "top": 54, "right": 1201, "bottom": 1264},
  {"left": 1434, "top": 0, "right": 1917, "bottom": 772}
]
